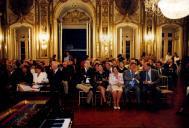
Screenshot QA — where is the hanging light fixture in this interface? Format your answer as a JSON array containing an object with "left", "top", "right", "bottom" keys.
[
  {"left": 144, "top": 0, "right": 189, "bottom": 19},
  {"left": 158, "top": 0, "right": 189, "bottom": 19}
]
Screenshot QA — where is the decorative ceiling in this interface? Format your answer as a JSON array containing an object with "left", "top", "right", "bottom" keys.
[
  {"left": 0, "top": 0, "right": 6, "bottom": 13},
  {"left": 115, "top": 0, "right": 139, "bottom": 15},
  {"left": 9, "top": 0, "right": 34, "bottom": 17}
]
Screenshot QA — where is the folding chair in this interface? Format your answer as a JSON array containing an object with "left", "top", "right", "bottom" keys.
[
  {"left": 78, "top": 90, "right": 94, "bottom": 106},
  {"left": 159, "top": 76, "right": 174, "bottom": 106}
]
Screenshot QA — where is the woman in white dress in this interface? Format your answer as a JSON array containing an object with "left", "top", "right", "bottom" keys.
[
  {"left": 109, "top": 66, "right": 124, "bottom": 110},
  {"left": 32, "top": 65, "right": 49, "bottom": 89}
]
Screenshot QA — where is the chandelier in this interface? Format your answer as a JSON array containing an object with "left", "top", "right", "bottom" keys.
[
  {"left": 158, "top": 0, "right": 189, "bottom": 19},
  {"left": 144, "top": 0, "right": 162, "bottom": 16},
  {"left": 144, "top": 0, "right": 189, "bottom": 19}
]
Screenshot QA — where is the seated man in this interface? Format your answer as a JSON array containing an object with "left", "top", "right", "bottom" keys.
[
  {"left": 123, "top": 62, "right": 141, "bottom": 105},
  {"left": 61, "top": 61, "right": 72, "bottom": 95},
  {"left": 140, "top": 62, "right": 161, "bottom": 110},
  {"left": 7, "top": 64, "right": 21, "bottom": 91},
  {"left": 76, "top": 60, "right": 95, "bottom": 106},
  {"left": 155, "top": 61, "right": 165, "bottom": 76},
  {"left": 163, "top": 59, "right": 177, "bottom": 89}
]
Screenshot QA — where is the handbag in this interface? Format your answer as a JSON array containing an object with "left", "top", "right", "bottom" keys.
[{"left": 76, "top": 83, "right": 93, "bottom": 93}]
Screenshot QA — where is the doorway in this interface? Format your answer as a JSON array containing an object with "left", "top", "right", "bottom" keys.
[
  {"left": 15, "top": 26, "right": 30, "bottom": 60},
  {"left": 117, "top": 26, "right": 135, "bottom": 59},
  {"left": 62, "top": 29, "right": 86, "bottom": 60},
  {"left": 161, "top": 24, "right": 182, "bottom": 59}
]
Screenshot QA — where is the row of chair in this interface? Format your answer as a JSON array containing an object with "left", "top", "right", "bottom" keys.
[{"left": 78, "top": 76, "right": 174, "bottom": 106}]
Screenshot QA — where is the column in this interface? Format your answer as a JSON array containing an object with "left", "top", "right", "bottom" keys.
[
  {"left": 58, "top": 20, "right": 62, "bottom": 61},
  {"left": 119, "top": 28, "right": 122, "bottom": 54}
]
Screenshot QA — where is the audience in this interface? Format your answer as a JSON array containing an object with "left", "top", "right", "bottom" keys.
[{"left": 0, "top": 52, "right": 184, "bottom": 111}]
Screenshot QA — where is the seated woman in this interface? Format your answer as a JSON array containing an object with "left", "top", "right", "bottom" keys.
[
  {"left": 109, "top": 66, "right": 124, "bottom": 110},
  {"left": 94, "top": 64, "right": 109, "bottom": 105},
  {"left": 32, "top": 64, "right": 49, "bottom": 89}
]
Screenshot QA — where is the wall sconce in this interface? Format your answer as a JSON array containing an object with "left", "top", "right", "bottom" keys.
[
  {"left": 100, "top": 33, "right": 111, "bottom": 43},
  {"left": 144, "top": 32, "right": 154, "bottom": 42},
  {"left": 39, "top": 32, "right": 49, "bottom": 49}
]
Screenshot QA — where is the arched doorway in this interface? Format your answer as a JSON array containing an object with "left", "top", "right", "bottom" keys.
[
  {"left": 53, "top": 0, "right": 95, "bottom": 61},
  {"left": 7, "top": 23, "right": 33, "bottom": 60},
  {"left": 160, "top": 24, "right": 183, "bottom": 59},
  {"left": 115, "top": 23, "right": 140, "bottom": 59},
  {"left": 60, "top": 9, "right": 92, "bottom": 60}
]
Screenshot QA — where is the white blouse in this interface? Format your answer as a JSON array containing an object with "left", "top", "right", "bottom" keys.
[
  {"left": 33, "top": 72, "right": 49, "bottom": 84},
  {"left": 109, "top": 73, "right": 124, "bottom": 85}
]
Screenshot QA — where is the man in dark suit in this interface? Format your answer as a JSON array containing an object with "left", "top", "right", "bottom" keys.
[
  {"left": 49, "top": 61, "right": 65, "bottom": 111},
  {"left": 140, "top": 62, "right": 161, "bottom": 109},
  {"left": 155, "top": 61, "right": 165, "bottom": 76},
  {"left": 123, "top": 62, "right": 141, "bottom": 105},
  {"left": 163, "top": 59, "right": 177, "bottom": 89},
  {"left": 49, "top": 61, "right": 63, "bottom": 92},
  {"left": 77, "top": 60, "right": 95, "bottom": 106},
  {"left": 7, "top": 64, "right": 22, "bottom": 91}
]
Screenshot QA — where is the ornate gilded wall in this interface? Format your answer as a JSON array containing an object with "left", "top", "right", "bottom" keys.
[{"left": 0, "top": 0, "right": 187, "bottom": 60}]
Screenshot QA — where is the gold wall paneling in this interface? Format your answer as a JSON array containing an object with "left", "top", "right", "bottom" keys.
[
  {"left": 37, "top": 0, "right": 50, "bottom": 59},
  {"left": 3, "top": 0, "right": 186, "bottom": 60}
]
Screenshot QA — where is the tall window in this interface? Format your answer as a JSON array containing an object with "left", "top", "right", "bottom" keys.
[
  {"left": 21, "top": 41, "right": 25, "bottom": 60},
  {"left": 168, "top": 33, "right": 173, "bottom": 54},
  {"left": 126, "top": 41, "right": 130, "bottom": 60},
  {"left": 168, "top": 40, "right": 172, "bottom": 54}
]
